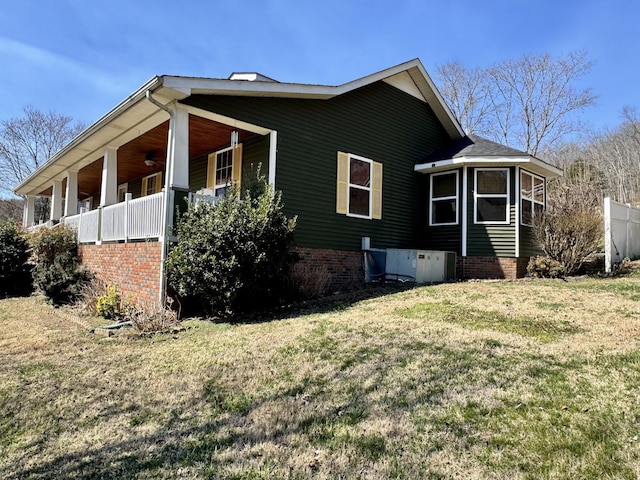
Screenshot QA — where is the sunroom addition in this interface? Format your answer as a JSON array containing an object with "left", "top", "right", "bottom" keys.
[{"left": 415, "top": 134, "right": 562, "bottom": 278}]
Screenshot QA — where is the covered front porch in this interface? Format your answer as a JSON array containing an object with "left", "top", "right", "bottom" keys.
[
  {"left": 14, "top": 77, "right": 278, "bottom": 304},
  {"left": 19, "top": 98, "right": 277, "bottom": 245}
]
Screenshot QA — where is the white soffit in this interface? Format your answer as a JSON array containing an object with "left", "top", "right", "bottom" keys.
[{"left": 383, "top": 71, "right": 425, "bottom": 102}]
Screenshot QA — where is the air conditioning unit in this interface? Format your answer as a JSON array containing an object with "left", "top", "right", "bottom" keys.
[{"left": 385, "top": 249, "right": 456, "bottom": 283}]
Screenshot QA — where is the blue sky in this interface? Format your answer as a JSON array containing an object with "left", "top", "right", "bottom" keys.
[{"left": 0, "top": 0, "right": 638, "bottom": 133}]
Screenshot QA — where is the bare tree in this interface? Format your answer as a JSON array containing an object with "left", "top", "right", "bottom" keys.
[
  {"left": 435, "top": 61, "right": 494, "bottom": 137},
  {"left": 436, "top": 51, "right": 596, "bottom": 156},
  {"left": 0, "top": 106, "right": 85, "bottom": 197},
  {"left": 0, "top": 198, "right": 24, "bottom": 223}
]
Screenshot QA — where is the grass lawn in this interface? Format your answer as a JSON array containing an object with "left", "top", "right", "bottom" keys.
[{"left": 2, "top": 269, "right": 640, "bottom": 479}]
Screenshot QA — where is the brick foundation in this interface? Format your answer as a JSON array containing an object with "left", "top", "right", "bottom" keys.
[
  {"left": 295, "top": 247, "right": 364, "bottom": 290},
  {"left": 78, "top": 241, "right": 163, "bottom": 305},
  {"left": 458, "top": 256, "right": 530, "bottom": 280}
]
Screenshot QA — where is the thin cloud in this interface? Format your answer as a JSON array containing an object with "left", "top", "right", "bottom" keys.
[{"left": 0, "top": 37, "right": 133, "bottom": 98}]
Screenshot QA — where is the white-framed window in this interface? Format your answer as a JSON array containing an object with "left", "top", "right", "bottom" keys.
[
  {"left": 474, "top": 168, "right": 510, "bottom": 224},
  {"left": 336, "top": 152, "right": 382, "bottom": 220},
  {"left": 118, "top": 183, "right": 128, "bottom": 203},
  {"left": 430, "top": 170, "right": 459, "bottom": 225},
  {"left": 141, "top": 172, "right": 162, "bottom": 197},
  {"left": 521, "top": 170, "right": 545, "bottom": 226},
  {"left": 206, "top": 144, "right": 243, "bottom": 198}
]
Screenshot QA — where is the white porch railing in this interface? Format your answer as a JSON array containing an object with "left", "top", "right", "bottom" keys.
[
  {"left": 63, "top": 191, "right": 164, "bottom": 243},
  {"left": 188, "top": 190, "right": 221, "bottom": 207},
  {"left": 27, "top": 221, "right": 55, "bottom": 233},
  {"left": 127, "top": 193, "right": 164, "bottom": 240}
]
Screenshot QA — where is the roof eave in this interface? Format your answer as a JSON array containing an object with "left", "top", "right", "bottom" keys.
[
  {"left": 15, "top": 59, "right": 467, "bottom": 196},
  {"left": 414, "top": 155, "right": 563, "bottom": 178},
  {"left": 14, "top": 76, "right": 170, "bottom": 196},
  {"left": 162, "top": 58, "right": 465, "bottom": 139}
]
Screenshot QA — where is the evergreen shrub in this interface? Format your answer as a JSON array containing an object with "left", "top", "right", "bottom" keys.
[
  {"left": 0, "top": 222, "right": 32, "bottom": 296},
  {"left": 31, "top": 225, "right": 89, "bottom": 304},
  {"left": 167, "top": 175, "right": 297, "bottom": 316}
]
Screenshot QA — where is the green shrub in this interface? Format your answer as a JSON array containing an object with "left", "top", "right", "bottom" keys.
[
  {"left": 527, "top": 255, "right": 566, "bottom": 278},
  {"left": 96, "top": 284, "right": 123, "bottom": 320},
  {"left": 30, "top": 225, "right": 90, "bottom": 304},
  {"left": 0, "top": 222, "right": 32, "bottom": 296},
  {"left": 167, "top": 174, "right": 297, "bottom": 316}
]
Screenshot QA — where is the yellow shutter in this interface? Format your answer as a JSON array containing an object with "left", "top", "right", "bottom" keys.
[
  {"left": 232, "top": 144, "right": 243, "bottom": 199},
  {"left": 336, "top": 151, "right": 349, "bottom": 214},
  {"left": 155, "top": 172, "right": 163, "bottom": 194},
  {"left": 372, "top": 161, "right": 382, "bottom": 220},
  {"left": 206, "top": 153, "right": 216, "bottom": 189},
  {"left": 141, "top": 177, "right": 148, "bottom": 197}
]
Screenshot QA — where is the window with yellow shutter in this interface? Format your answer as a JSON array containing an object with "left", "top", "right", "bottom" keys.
[
  {"left": 141, "top": 172, "right": 163, "bottom": 197},
  {"left": 207, "top": 144, "right": 243, "bottom": 198},
  {"left": 336, "top": 152, "right": 382, "bottom": 220}
]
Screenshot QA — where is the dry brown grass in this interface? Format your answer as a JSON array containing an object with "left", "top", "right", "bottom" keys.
[{"left": 1, "top": 268, "right": 640, "bottom": 479}]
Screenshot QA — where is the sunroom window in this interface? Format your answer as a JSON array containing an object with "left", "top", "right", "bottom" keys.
[
  {"left": 521, "top": 170, "right": 545, "bottom": 226},
  {"left": 475, "top": 168, "right": 509, "bottom": 224},
  {"left": 430, "top": 171, "right": 458, "bottom": 225}
]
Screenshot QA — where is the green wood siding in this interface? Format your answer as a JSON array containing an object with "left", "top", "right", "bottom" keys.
[
  {"left": 189, "top": 154, "right": 208, "bottom": 192},
  {"left": 128, "top": 177, "right": 142, "bottom": 199},
  {"left": 182, "top": 81, "right": 450, "bottom": 251},
  {"left": 423, "top": 169, "right": 463, "bottom": 253},
  {"left": 466, "top": 167, "right": 516, "bottom": 257}
]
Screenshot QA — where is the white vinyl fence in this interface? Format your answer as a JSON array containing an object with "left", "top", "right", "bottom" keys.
[{"left": 604, "top": 197, "right": 640, "bottom": 272}]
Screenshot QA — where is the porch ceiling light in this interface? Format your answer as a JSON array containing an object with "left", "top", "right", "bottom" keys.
[{"left": 144, "top": 152, "right": 157, "bottom": 167}]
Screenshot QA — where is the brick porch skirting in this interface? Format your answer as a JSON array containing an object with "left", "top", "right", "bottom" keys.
[{"left": 78, "top": 242, "right": 162, "bottom": 306}]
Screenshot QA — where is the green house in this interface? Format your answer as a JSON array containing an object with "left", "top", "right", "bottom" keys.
[{"left": 14, "top": 59, "right": 561, "bottom": 304}]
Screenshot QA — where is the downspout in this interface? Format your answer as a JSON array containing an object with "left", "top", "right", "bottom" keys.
[{"left": 145, "top": 90, "right": 174, "bottom": 306}]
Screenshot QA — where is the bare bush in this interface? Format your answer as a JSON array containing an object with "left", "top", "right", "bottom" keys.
[
  {"left": 290, "top": 264, "right": 332, "bottom": 299},
  {"left": 125, "top": 302, "right": 178, "bottom": 333},
  {"left": 74, "top": 277, "right": 107, "bottom": 317},
  {"left": 533, "top": 182, "right": 602, "bottom": 275}
]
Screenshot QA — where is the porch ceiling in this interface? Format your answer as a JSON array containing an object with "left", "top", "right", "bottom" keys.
[{"left": 38, "top": 115, "right": 256, "bottom": 198}]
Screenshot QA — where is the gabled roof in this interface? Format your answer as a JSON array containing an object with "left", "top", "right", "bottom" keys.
[
  {"left": 414, "top": 134, "right": 563, "bottom": 179},
  {"left": 15, "top": 58, "right": 464, "bottom": 196}
]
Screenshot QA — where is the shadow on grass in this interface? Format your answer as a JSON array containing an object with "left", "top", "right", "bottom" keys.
[
  {"left": 228, "top": 282, "right": 423, "bottom": 325},
  {"left": 8, "top": 334, "right": 636, "bottom": 480},
  {"left": 1, "top": 336, "right": 510, "bottom": 479}
]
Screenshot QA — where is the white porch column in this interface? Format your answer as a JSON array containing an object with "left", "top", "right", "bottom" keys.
[
  {"left": 100, "top": 146, "right": 118, "bottom": 206},
  {"left": 65, "top": 170, "right": 78, "bottom": 217},
  {"left": 50, "top": 180, "right": 63, "bottom": 222},
  {"left": 268, "top": 130, "right": 277, "bottom": 187},
  {"left": 167, "top": 105, "right": 189, "bottom": 190},
  {"left": 23, "top": 195, "right": 35, "bottom": 227}
]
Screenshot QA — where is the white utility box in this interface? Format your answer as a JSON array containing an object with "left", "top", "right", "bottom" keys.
[{"left": 385, "top": 249, "right": 456, "bottom": 283}]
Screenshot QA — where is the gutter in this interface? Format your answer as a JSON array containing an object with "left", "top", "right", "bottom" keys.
[{"left": 145, "top": 90, "right": 173, "bottom": 307}]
